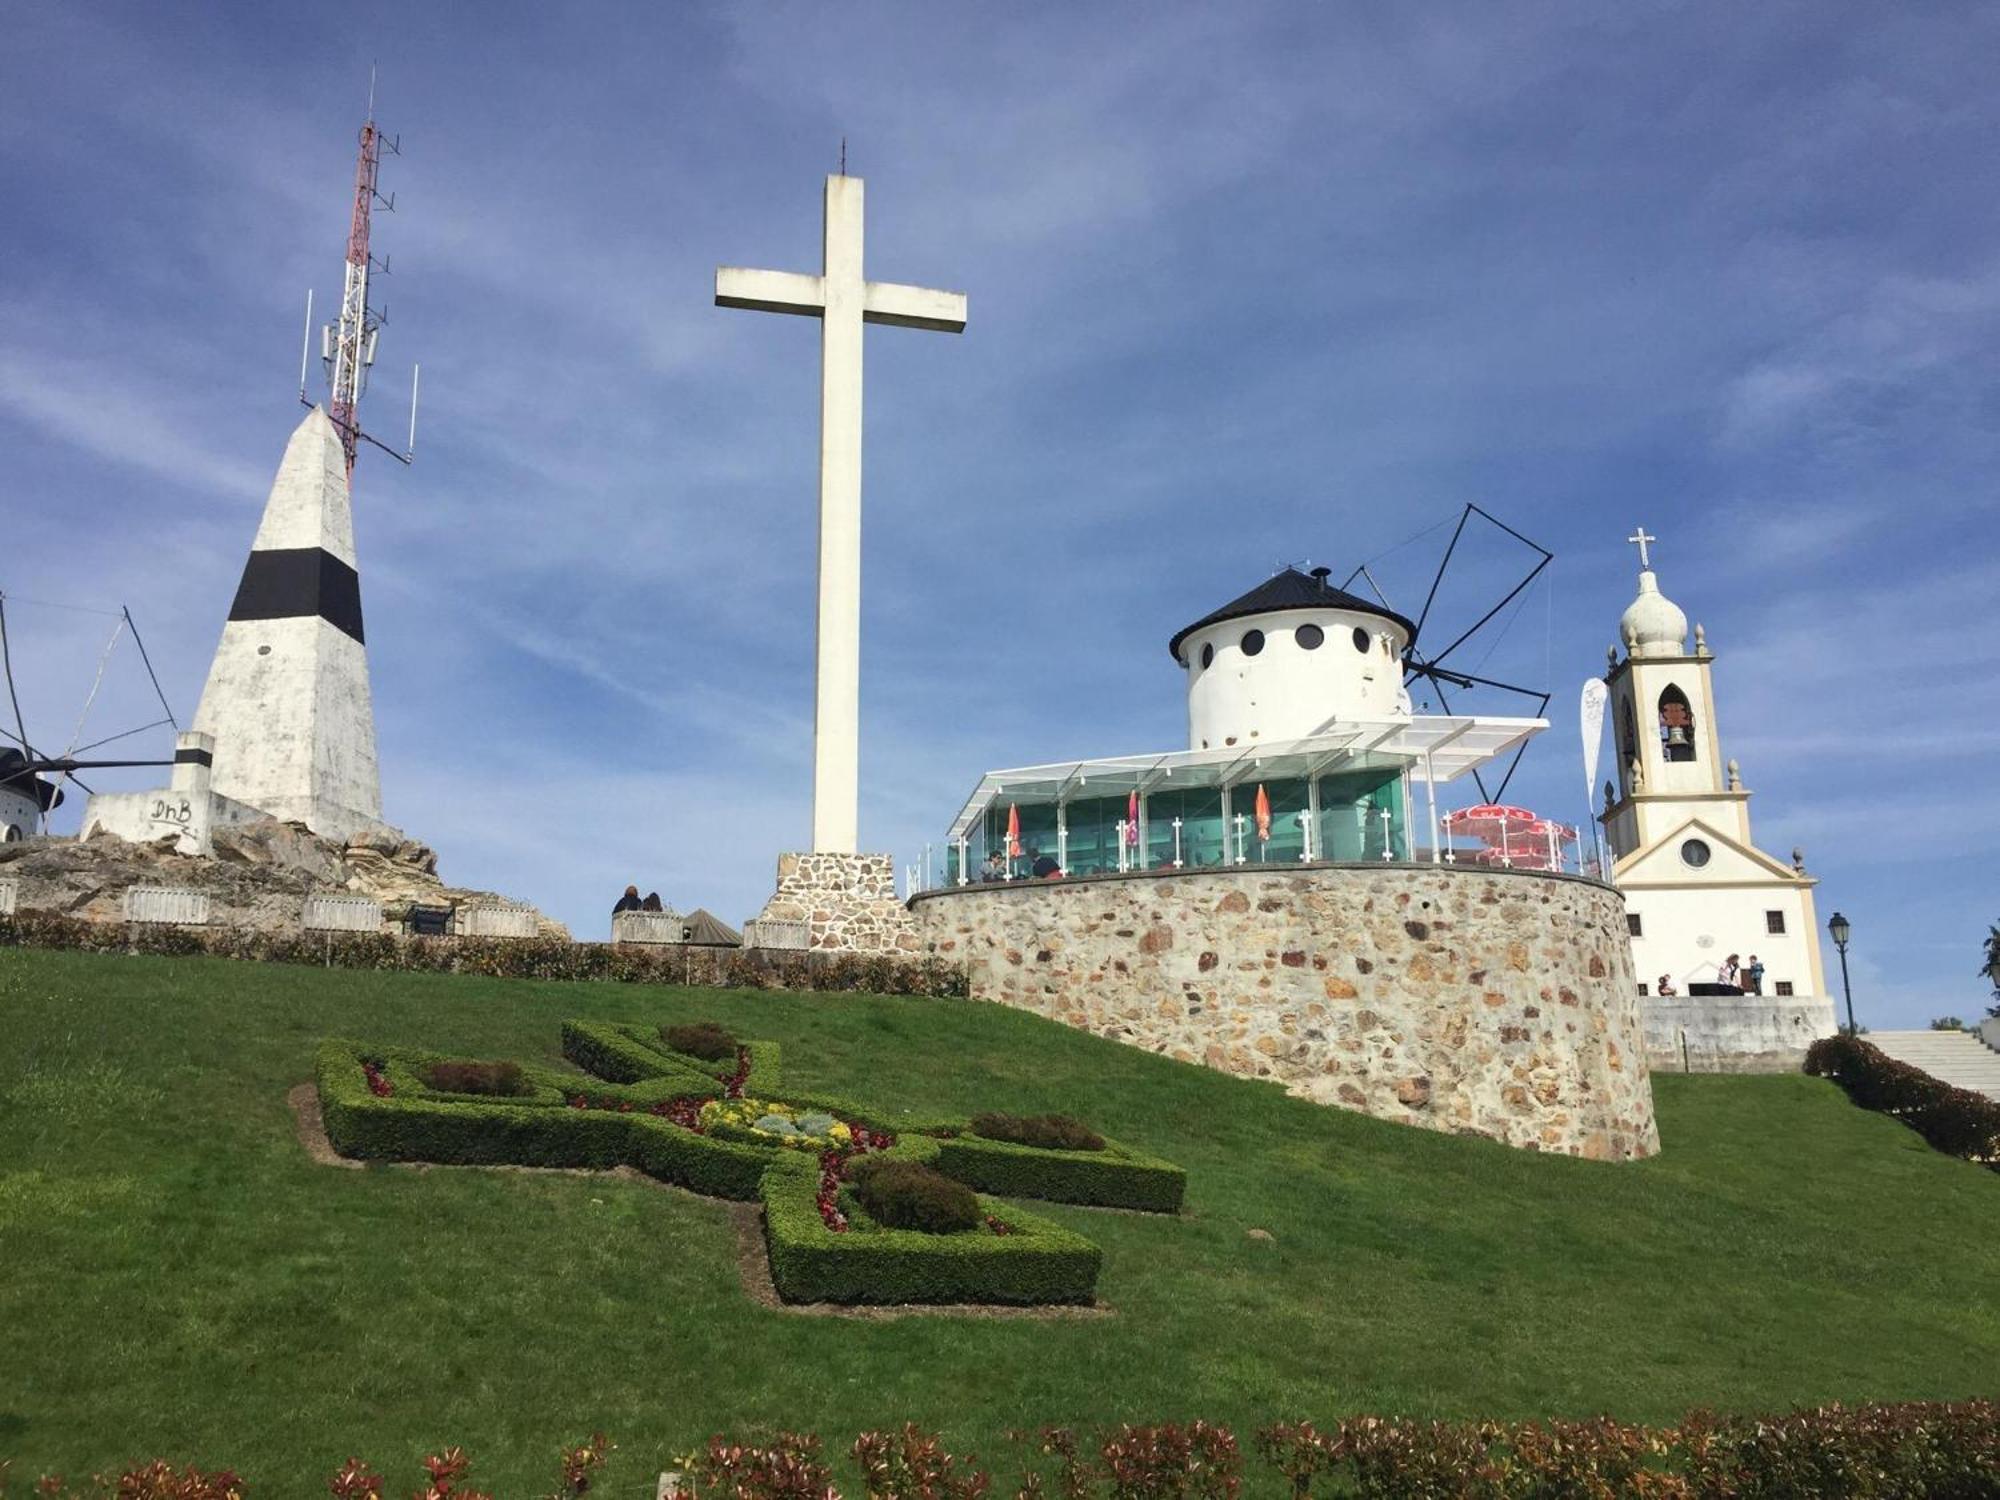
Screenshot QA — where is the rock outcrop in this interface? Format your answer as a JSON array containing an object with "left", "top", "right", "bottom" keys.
[{"left": 0, "top": 819, "right": 566, "bottom": 938}]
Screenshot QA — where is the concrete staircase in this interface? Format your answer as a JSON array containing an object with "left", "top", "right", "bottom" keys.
[{"left": 1865, "top": 1030, "right": 2000, "bottom": 1102}]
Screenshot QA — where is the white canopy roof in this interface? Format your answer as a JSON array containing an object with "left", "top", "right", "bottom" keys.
[{"left": 943, "top": 715, "right": 1546, "bottom": 841}]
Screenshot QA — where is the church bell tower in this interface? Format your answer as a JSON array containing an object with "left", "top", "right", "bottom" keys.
[{"left": 1598, "top": 529, "right": 1827, "bottom": 1003}]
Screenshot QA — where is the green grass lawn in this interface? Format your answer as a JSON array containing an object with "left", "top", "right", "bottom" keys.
[{"left": 1, "top": 947, "right": 1995, "bottom": 1492}]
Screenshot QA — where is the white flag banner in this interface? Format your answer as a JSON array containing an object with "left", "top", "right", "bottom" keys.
[{"left": 1580, "top": 679, "right": 1608, "bottom": 802}]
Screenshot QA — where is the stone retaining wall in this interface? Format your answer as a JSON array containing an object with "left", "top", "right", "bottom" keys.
[
  {"left": 911, "top": 863, "right": 1658, "bottom": 1160},
  {"left": 1642, "top": 995, "right": 1837, "bottom": 1074}
]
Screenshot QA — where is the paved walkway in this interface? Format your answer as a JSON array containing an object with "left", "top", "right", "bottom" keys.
[{"left": 1865, "top": 1030, "right": 2000, "bottom": 1102}]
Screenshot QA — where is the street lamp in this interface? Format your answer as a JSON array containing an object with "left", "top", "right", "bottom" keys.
[{"left": 1828, "top": 911, "right": 1856, "bottom": 1035}]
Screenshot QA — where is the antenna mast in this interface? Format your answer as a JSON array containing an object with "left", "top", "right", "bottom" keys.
[{"left": 312, "top": 72, "right": 417, "bottom": 476}]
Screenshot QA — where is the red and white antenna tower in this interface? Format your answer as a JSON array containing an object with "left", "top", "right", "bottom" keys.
[{"left": 298, "top": 70, "right": 419, "bottom": 477}]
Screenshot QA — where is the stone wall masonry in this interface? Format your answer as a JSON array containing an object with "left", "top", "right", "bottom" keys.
[
  {"left": 745, "top": 852, "right": 919, "bottom": 956},
  {"left": 911, "top": 863, "right": 1659, "bottom": 1160},
  {"left": 1643, "top": 995, "right": 1837, "bottom": 1074}
]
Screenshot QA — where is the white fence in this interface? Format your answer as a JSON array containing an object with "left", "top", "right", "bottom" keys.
[
  {"left": 124, "top": 886, "right": 211, "bottom": 926},
  {"left": 0, "top": 879, "right": 16, "bottom": 917},
  {"left": 611, "top": 910, "right": 686, "bottom": 945},
  {"left": 454, "top": 902, "right": 539, "bottom": 939},
  {"left": 742, "top": 918, "right": 810, "bottom": 951},
  {"left": 303, "top": 894, "right": 383, "bottom": 933}
]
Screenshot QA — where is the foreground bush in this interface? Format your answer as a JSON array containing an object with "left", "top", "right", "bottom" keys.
[
  {"left": 849, "top": 1157, "right": 982, "bottom": 1233},
  {"left": 7, "top": 1404, "right": 1995, "bottom": 1497},
  {"left": 971, "top": 1111, "right": 1106, "bottom": 1152},
  {"left": 0, "top": 912, "right": 968, "bottom": 998},
  {"left": 1806, "top": 1033, "right": 2000, "bottom": 1169}
]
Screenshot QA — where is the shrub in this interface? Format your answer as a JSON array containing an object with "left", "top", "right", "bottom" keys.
[
  {"left": 1806, "top": 1033, "right": 2000, "bottom": 1170},
  {"left": 849, "top": 1157, "right": 982, "bottom": 1233},
  {"left": 665, "top": 1020, "right": 739, "bottom": 1061},
  {"left": 421, "top": 1059, "right": 532, "bottom": 1097},
  {"left": 1931, "top": 1016, "right": 1966, "bottom": 1031},
  {"left": 853, "top": 1425, "right": 992, "bottom": 1500},
  {"left": 971, "top": 1111, "right": 1105, "bottom": 1152},
  {"left": 0, "top": 911, "right": 971, "bottom": 998}
]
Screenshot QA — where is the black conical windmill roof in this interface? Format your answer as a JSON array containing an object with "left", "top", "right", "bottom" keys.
[{"left": 1168, "top": 568, "right": 1416, "bottom": 662}]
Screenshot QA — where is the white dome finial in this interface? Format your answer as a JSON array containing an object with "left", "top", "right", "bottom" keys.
[{"left": 1618, "top": 528, "right": 1687, "bottom": 657}]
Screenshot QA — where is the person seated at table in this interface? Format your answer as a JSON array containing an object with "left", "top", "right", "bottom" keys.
[
  {"left": 640, "top": 891, "right": 664, "bottom": 912},
  {"left": 981, "top": 851, "right": 1006, "bottom": 882},
  {"left": 612, "top": 884, "right": 642, "bottom": 914},
  {"left": 1029, "top": 845, "right": 1061, "bottom": 879}
]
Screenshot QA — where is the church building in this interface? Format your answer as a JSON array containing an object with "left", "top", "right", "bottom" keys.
[{"left": 1600, "top": 536, "right": 1827, "bottom": 1005}]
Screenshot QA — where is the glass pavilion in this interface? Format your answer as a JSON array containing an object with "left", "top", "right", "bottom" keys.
[{"left": 939, "top": 717, "right": 1545, "bottom": 884}]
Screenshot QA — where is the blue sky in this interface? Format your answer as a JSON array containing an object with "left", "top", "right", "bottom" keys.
[{"left": 4, "top": 3, "right": 1994, "bottom": 1027}]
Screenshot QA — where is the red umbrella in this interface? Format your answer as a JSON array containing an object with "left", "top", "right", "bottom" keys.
[
  {"left": 1254, "top": 783, "right": 1272, "bottom": 843},
  {"left": 1439, "top": 804, "right": 1539, "bottom": 843},
  {"left": 1005, "top": 803, "right": 1022, "bottom": 859},
  {"left": 1125, "top": 789, "right": 1140, "bottom": 846}
]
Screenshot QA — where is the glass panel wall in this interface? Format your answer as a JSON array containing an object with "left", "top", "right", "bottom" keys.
[
  {"left": 1227, "top": 778, "right": 1310, "bottom": 864},
  {"left": 1144, "top": 785, "right": 1227, "bottom": 870},
  {"left": 1316, "top": 768, "right": 1406, "bottom": 861}
]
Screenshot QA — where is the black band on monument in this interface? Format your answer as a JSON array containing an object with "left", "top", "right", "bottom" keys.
[
  {"left": 173, "top": 746, "right": 214, "bottom": 767},
  {"left": 226, "top": 548, "right": 366, "bottom": 643}
]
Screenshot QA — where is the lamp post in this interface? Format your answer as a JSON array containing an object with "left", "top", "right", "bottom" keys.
[{"left": 1828, "top": 911, "right": 1856, "bottom": 1035}]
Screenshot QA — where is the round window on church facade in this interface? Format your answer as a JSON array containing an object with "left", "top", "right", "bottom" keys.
[
  {"left": 1241, "top": 629, "right": 1265, "bottom": 657},
  {"left": 1200, "top": 642, "right": 1214, "bottom": 669},
  {"left": 1295, "top": 623, "right": 1324, "bottom": 650},
  {"left": 1680, "top": 838, "right": 1712, "bottom": 869},
  {"left": 1352, "top": 626, "right": 1371, "bottom": 653}
]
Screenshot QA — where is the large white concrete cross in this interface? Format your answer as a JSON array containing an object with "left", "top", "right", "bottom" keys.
[
  {"left": 717, "top": 174, "right": 966, "bottom": 854},
  {"left": 1627, "top": 526, "right": 1657, "bottom": 569}
]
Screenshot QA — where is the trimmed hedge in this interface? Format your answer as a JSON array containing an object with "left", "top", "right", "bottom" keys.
[
  {"left": 0, "top": 909, "right": 969, "bottom": 997},
  {"left": 972, "top": 1111, "right": 1105, "bottom": 1151},
  {"left": 316, "top": 1042, "right": 771, "bottom": 1199},
  {"left": 934, "top": 1133, "right": 1187, "bottom": 1214},
  {"left": 762, "top": 1159, "right": 1103, "bottom": 1306},
  {"left": 315, "top": 1021, "right": 1184, "bottom": 1305},
  {"left": 1806, "top": 1033, "right": 2000, "bottom": 1170},
  {"left": 560, "top": 1019, "right": 781, "bottom": 1093}
]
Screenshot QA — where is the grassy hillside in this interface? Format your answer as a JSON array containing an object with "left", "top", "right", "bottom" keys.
[{"left": 1, "top": 947, "right": 1995, "bottom": 1493}]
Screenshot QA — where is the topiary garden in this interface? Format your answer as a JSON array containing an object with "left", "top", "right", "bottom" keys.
[{"left": 314, "top": 1018, "right": 1185, "bottom": 1306}]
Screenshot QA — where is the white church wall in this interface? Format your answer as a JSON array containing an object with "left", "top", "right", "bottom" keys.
[
  {"left": 1625, "top": 883, "right": 1819, "bottom": 996},
  {"left": 1183, "top": 607, "right": 1409, "bottom": 750}
]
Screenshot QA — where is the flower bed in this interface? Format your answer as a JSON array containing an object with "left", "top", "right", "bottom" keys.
[
  {"left": 701, "top": 1097, "right": 858, "bottom": 1152},
  {"left": 315, "top": 1024, "right": 1179, "bottom": 1306}
]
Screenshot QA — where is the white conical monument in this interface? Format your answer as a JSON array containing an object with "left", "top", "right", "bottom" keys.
[{"left": 189, "top": 405, "right": 385, "bottom": 841}]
